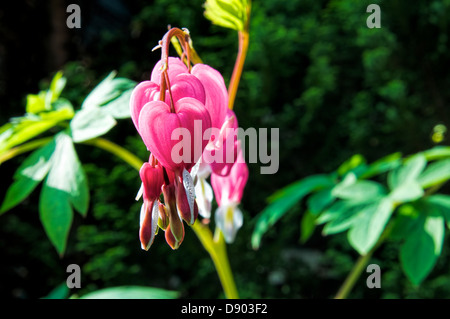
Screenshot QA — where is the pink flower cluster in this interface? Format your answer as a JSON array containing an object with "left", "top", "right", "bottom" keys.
[{"left": 130, "top": 56, "right": 248, "bottom": 250}]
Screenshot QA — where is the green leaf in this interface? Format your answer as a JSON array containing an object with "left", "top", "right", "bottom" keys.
[
  {"left": 49, "top": 71, "right": 67, "bottom": 102},
  {"left": 300, "top": 210, "right": 316, "bottom": 243},
  {"left": 389, "top": 181, "right": 424, "bottom": 203},
  {"left": 82, "top": 72, "right": 136, "bottom": 110},
  {"left": 359, "top": 152, "right": 402, "bottom": 179},
  {"left": 306, "top": 187, "right": 335, "bottom": 215},
  {"left": 418, "top": 159, "right": 450, "bottom": 188},
  {"left": 336, "top": 154, "right": 366, "bottom": 176},
  {"left": 422, "top": 195, "right": 450, "bottom": 225},
  {"left": 400, "top": 214, "right": 444, "bottom": 286},
  {"left": 252, "top": 174, "right": 335, "bottom": 249},
  {"left": 79, "top": 286, "right": 179, "bottom": 299},
  {"left": 204, "top": 0, "right": 248, "bottom": 31},
  {"left": 0, "top": 107, "right": 74, "bottom": 153},
  {"left": 70, "top": 107, "right": 117, "bottom": 143},
  {"left": 39, "top": 132, "right": 89, "bottom": 255},
  {"left": 26, "top": 92, "right": 47, "bottom": 114},
  {"left": 422, "top": 146, "right": 450, "bottom": 161},
  {"left": 101, "top": 88, "right": 134, "bottom": 119},
  {"left": 0, "top": 139, "right": 56, "bottom": 214},
  {"left": 388, "top": 153, "right": 426, "bottom": 190},
  {"left": 348, "top": 198, "right": 394, "bottom": 255},
  {"left": 322, "top": 206, "right": 362, "bottom": 235},
  {"left": 332, "top": 180, "right": 387, "bottom": 203},
  {"left": 41, "top": 282, "right": 70, "bottom": 299}
]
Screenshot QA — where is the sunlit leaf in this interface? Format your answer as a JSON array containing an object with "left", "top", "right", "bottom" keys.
[
  {"left": 204, "top": 0, "right": 248, "bottom": 31},
  {"left": 389, "top": 181, "right": 424, "bottom": 203},
  {"left": 387, "top": 153, "right": 426, "bottom": 190},
  {"left": 348, "top": 197, "right": 394, "bottom": 255},
  {"left": 418, "top": 159, "right": 450, "bottom": 188},
  {"left": 422, "top": 146, "right": 450, "bottom": 161},
  {"left": 0, "top": 139, "right": 56, "bottom": 214},
  {"left": 82, "top": 72, "right": 136, "bottom": 110},
  {"left": 332, "top": 180, "right": 387, "bottom": 203},
  {"left": 40, "top": 132, "right": 89, "bottom": 255},
  {"left": 70, "top": 107, "right": 117, "bottom": 143}
]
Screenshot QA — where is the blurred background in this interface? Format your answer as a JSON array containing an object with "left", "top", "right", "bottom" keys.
[{"left": 1, "top": 0, "right": 450, "bottom": 298}]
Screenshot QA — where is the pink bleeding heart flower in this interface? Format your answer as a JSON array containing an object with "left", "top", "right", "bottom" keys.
[{"left": 211, "top": 144, "right": 248, "bottom": 243}]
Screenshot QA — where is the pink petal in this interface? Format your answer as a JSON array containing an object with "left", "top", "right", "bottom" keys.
[
  {"left": 170, "top": 73, "right": 206, "bottom": 105},
  {"left": 151, "top": 57, "right": 189, "bottom": 85},
  {"left": 129, "top": 81, "right": 160, "bottom": 131},
  {"left": 211, "top": 144, "right": 248, "bottom": 206},
  {"left": 192, "top": 64, "right": 228, "bottom": 130},
  {"left": 139, "top": 162, "right": 164, "bottom": 201},
  {"left": 138, "top": 98, "right": 211, "bottom": 172}
]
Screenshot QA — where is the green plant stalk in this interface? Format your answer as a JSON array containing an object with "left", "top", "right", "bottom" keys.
[
  {"left": 80, "top": 137, "right": 143, "bottom": 171},
  {"left": 334, "top": 223, "right": 393, "bottom": 299},
  {"left": 0, "top": 136, "right": 53, "bottom": 165},
  {"left": 192, "top": 221, "right": 239, "bottom": 299}
]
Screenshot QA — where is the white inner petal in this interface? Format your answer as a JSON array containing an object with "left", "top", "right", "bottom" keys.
[
  {"left": 135, "top": 183, "right": 144, "bottom": 201},
  {"left": 183, "top": 168, "right": 196, "bottom": 224}
]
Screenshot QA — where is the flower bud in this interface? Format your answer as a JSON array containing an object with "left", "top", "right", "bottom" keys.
[{"left": 139, "top": 200, "right": 159, "bottom": 251}]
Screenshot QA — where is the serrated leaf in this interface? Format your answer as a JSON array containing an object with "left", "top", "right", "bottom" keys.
[
  {"left": 400, "top": 214, "right": 444, "bottom": 286},
  {"left": 418, "top": 159, "right": 450, "bottom": 188},
  {"left": 0, "top": 140, "right": 56, "bottom": 214},
  {"left": 348, "top": 197, "right": 394, "bottom": 255},
  {"left": 388, "top": 154, "right": 426, "bottom": 190},
  {"left": 70, "top": 107, "right": 117, "bottom": 143},
  {"left": 79, "top": 286, "right": 179, "bottom": 299},
  {"left": 39, "top": 132, "right": 89, "bottom": 255},
  {"left": 252, "top": 174, "right": 335, "bottom": 249}
]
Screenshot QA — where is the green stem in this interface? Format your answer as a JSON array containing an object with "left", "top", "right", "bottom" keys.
[
  {"left": 334, "top": 223, "right": 393, "bottom": 299},
  {"left": 0, "top": 137, "right": 53, "bottom": 165},
  {"left": 192, "top": 221, "right": 239, "bottom": 299},
  {"left": 81, "top": 137, "right": 143, "bottom": 172},
  {"left": 334, "top": 249, "right": 375, "bottom": 299}
]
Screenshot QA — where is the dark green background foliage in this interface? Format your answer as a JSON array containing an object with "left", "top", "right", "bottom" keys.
[{"left": 1, "top": 0, "right": 450, "bottom": 298}]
